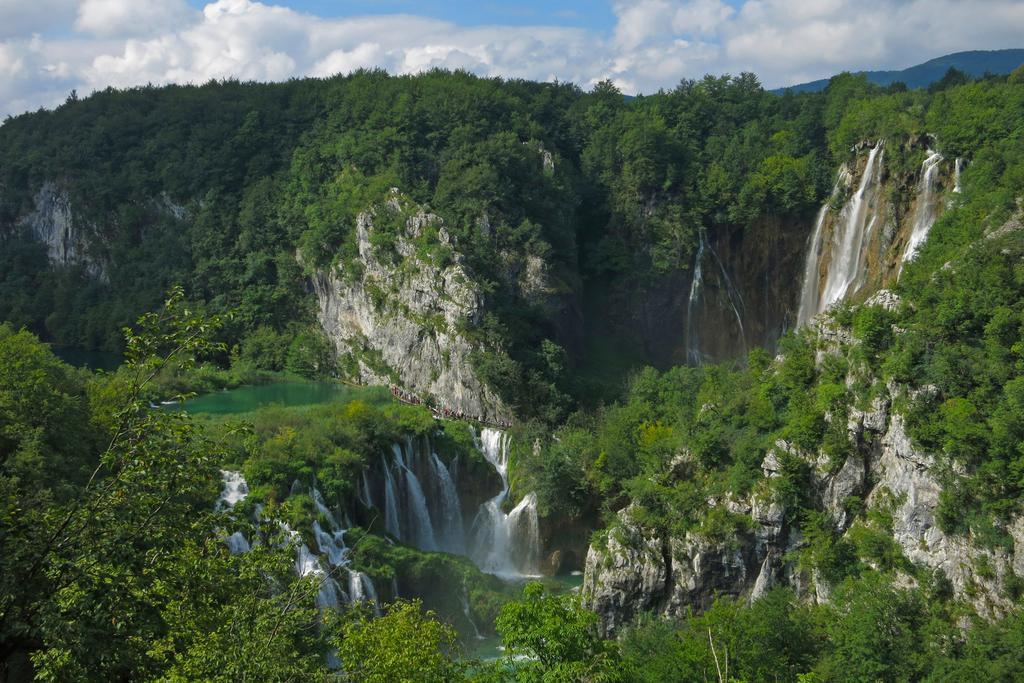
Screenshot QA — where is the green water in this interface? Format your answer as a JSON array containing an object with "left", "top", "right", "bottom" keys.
[
  {"left": 167, "top": 382, "right": 388, "bottom": 415},
  {"left": 52, "top": 346, "right": 122, "bottom": 371}
]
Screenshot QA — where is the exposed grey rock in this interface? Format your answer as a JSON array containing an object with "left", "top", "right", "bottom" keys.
[
  {"left": 584, "top": 378, "right": 1024, "bottom": 634},
  {"left": 313, "top": 196, "right": 509, "bottom": 424},
  {"left": 864, "top": 288, "right": 901, "bottom": 311},
  {"left": 585, "top": 495, "right": 777, "bottom": 636},
  {"left": 583, "top": 508, "right": 670, "bottom": 637},
  {"left": 818, "top": 451, "right": 865, "bottom": 530},
  {"left": 18, "top": 181, "right": 105, "bottom": 279},
  {"left": 870, "top": 412, "right": 1018, "bottom": 619}
]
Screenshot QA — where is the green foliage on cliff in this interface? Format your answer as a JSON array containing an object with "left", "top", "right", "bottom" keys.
[{"left": 4, "top": 67, "right": 1020, "bottom": 421}]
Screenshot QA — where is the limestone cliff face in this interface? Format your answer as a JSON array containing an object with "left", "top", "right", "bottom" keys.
[
  {"left": 14, "top": 181, "right": 105, "bottom": 279},
  {"left": 313, "top": 194, "right": 510, "bottom": 424},
  {"left": 584, "top": 293, "right": 1024, "bottom": 636}
]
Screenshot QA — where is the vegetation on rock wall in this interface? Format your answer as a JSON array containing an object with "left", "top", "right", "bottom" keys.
[{"left": 2, "top": 65, "right": 1024, "bottom": 680}]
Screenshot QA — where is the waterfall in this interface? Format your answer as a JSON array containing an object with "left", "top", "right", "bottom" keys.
[
  {"left": 685, "top": 228, "right": 747, "bottom": 363},
  {"left": 813, "top": 141, "right": 884, "bottom": 316},
  {"left": 381, "top": 453, "right": 402, "bottom": 538},
  {"left": 348, "top": 570, "right": 381, "bottom": 616},
  {"left": 901, "top": 150, "right": 944, "bottom": 265},
  {"left": 430, "top": 450, "right": 466, "bottom": 554},
  {"left": 218, "top": 470, "right": 248, "bottom": 509},
  {"left": 217, "top": 470, "right": 251, "bottom": 552},
  {"left": 469, "top": 428, "right": 541, "bottom": 577},
  {"left": 707, "top": 239, "right": 747, "bottom": 355},
  {"left": 685, "top": 233, "right": 706, "bottom": 365},
  {"left": 794, "top": 139, "right": 884, "bottom": 323},
  {"left": 394, "top": 442, "right": 438, "bottom": 551},
  {"left": 461, "top": 583, "right": 485, "bottom": 639},
  {"left": 295, "top": 542, "right": 346, "bottom": 610},
  {"left": 360, "top": 470, "right": 375, "bottom": 509},
  {"left": 796, "top": 167, "right": 853, "bottom": 327},
  {"left": 225, "top": 531, "right": 250, "bottom": 554},
  {"left": 312, "top": 520, "right": 349, "bottom": 567},
  {"left": 953, "top": 158, "right": 963, "bottom": 193}
]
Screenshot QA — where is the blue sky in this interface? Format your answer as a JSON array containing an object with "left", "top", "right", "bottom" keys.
[{"left": 1, "top": 0, "right": 1022, "bottom": 120}]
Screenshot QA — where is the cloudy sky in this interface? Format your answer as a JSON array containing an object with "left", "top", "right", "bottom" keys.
[{"left": 2, "top": 0, "right": 1022, "bottom": 119}]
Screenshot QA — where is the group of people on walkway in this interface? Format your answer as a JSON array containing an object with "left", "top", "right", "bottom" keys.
[{"left": 388, "top": 384, "right": 512, "bottom": 428}]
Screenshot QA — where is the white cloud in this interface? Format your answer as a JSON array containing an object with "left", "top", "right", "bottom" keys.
[
  {"left": 75, "top": 0, "right": 195, "bottom": 38},
  {"left": 1, "top": 0, "right": 1023, "bottom": 121}
]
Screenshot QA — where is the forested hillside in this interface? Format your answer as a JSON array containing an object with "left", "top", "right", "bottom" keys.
[{"left": 3, "top": 62, "right": 1024, "bottom": 681}]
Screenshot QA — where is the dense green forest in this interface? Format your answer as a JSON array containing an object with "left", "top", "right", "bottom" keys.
[{"left": 3, "top": 64, "right": 1024, "bottom": 680}]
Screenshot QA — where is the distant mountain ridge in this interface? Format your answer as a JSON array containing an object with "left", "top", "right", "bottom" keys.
[{"left": 772, "top": 48, "right": 1024, "bottom": 94}]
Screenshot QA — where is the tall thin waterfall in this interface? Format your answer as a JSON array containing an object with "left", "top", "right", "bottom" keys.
[
  {"left": 685, "top": 234, "right": 706, "bottom": 364},
  {"left": 360, "top": 470, "right": 375, "bottom": 509},
  {"left": 395, "top": 441, "right": 438, "bottom": 551},
  {"left": 796, "top": 167, "right": 852, "bottom": 327},
  {"left": 953, "top": 158, "right": 963, "bottom": 194},
  {"left": 707, "top": 240, "right": 747, "bottom": 355},
  {"left": 901, "top": 150, "right": 944, "bottom": 265},
  {"left": 797, "top": 141, "right": 884, "bottom": 325},
  {"left": 819, "top": 141, "right": 885, "bottom": 311},
  {"left": 469, "top": 428, "right": 541, "bottom": 577},
  {"left": 381, "top": 453, "right": 401, "bottom": 538},
  {"left": 685, "top": 228, "right": 747, "bottom": 364},
  {"left": 429, "top": 450, "right": 466, "bottom": 554}
]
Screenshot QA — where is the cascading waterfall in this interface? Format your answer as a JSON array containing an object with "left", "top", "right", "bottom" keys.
[
  {"left": 218, "top": 469, "right": 248, "bottom": 509},
  {"left": 225, "top": 531, "right": 251, "bottom": 554},
  {"left": 469, "top": 428, "right": 541, "bottom": 577},
  {"left": 217, "top": 470, "right": 251, "bottom": 553},
  {"left": 796, "top": 167, "right": 852, "bottom": 328},
  {"left": 901, "top": 150, "right": 944, "bottom": 265},
  {"left": 362, "top": 429, "right": 541, "bottom": 576},
  {"left": 367, "top": 438, "right": 467, "bottom": 555},
  {"left": 953, "top": 158, "right": 963, "bottom": 194},
  {"left": 797, "top": 141, "right": 884, "bottom": 325},
  {"left": 349, "top": 570, "right": 381, "bottom": 617},
  {"left": 819, "top": 141, "right": 884, "bottom": 310},
  {"left": 215, "top": 472, "right": 380, "bottom": 615}
]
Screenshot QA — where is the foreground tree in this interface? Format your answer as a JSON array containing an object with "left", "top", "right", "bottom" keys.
[
  {"left": 334, "top": 599, "right": 465, "bottom": 683},
  {"left": 488, "top": 582, "right": 621, "bottom": 682},
  {"left": 0, "top": 288, "right": 329, "bottom": 680}
]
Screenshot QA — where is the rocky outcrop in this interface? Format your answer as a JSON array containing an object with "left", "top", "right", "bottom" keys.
[
  {"left": 584, "top": 492, "right": 787, "bottom": 637},
  {"left": 313, "top": 192, "right": 509, "bottom": 424},
  {"left": 871, "top": 411, "right": 1020, "bottom": 619},
  {"left": 584, "top": 338, "right": 1024, "bottom": 636},
  {"left": 16, "top": 182, "right": 105, "bottom": 279}
]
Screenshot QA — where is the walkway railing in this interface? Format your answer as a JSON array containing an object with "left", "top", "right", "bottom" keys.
[{"left": 389, "top": 385, "right": 512, "bottom": 429}]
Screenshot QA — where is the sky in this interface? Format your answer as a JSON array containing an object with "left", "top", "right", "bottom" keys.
[{"left": 1, "top": 0, "right": 1023, "bottom": 119}]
